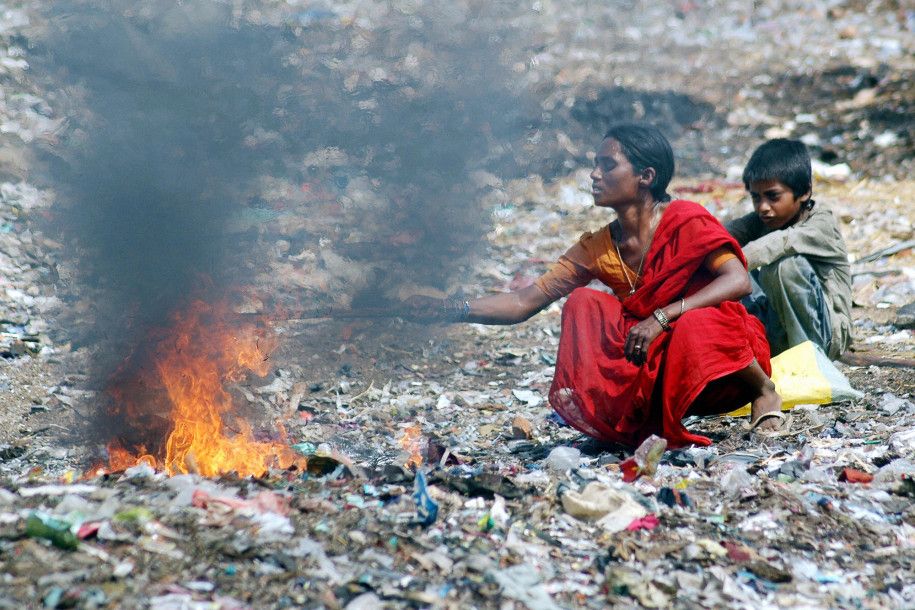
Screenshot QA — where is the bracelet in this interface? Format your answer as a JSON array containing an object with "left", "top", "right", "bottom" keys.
[
  {"left": 460, "top": 299, "right": 471, "bottom": 322},
  {"left": 653, "top": 308, "right": 671, "bottom": 331},
  {"left": 679, "top": 298, "right": 686, "bottom": 316},
  {"left": 442, "top": 298, "right": 471, "bottom": 322}
]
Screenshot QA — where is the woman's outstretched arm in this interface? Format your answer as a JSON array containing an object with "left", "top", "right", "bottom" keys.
[
  {"left": 465, "top": 284, "right": 556, "bottom": 325},
  {"left": 406, "top": 284, "right": 555, "bottom": 325}
]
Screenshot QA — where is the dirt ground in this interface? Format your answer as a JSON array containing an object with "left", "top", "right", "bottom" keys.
[{"left": 1, "top": 1, "right": 914, "bottom": 608}]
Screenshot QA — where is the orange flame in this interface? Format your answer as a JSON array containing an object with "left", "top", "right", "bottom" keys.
[
  {"left": 106, "top": 299, "right": 304, "bottom": 477},
  {"left": 399, "top": 424, "right": 423, "bottom": 469}
]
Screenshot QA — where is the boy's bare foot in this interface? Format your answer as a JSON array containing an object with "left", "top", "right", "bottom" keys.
[{"left": 749, "top": 381, "right": 783, "bottom": 432}]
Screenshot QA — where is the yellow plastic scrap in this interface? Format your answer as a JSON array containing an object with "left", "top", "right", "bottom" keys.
[
  {"left": 727, "top": 341, "right": 861, "bottom": 417},
  {"left": 696, "top": 538, "right": 728, "bottom": 558}
]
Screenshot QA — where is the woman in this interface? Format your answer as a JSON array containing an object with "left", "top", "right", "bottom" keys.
[{"left": 409, "top": 123, "right": 782, "bottom": 447}]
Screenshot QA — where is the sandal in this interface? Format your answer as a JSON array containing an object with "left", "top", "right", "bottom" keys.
[{"left": 747, "top": 411, "right": 792, "bottom": 438}]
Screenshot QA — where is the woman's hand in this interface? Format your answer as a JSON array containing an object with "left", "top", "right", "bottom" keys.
[
  {"left": 625, "top": 317, "right": 664, "bottom": 365},
  {"left": 401, "top": 296, "right": 468, "bottom": 323}
]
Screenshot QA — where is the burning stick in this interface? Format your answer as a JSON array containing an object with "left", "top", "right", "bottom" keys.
[{"left": 244, "top": 306, "right": 406, "bottom": 321}]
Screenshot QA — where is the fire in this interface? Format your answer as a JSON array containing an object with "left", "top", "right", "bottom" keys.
[
  {"left": 399, "top": 424, "right": 423, "bottom": 469},
  {"left": 105, "top": 299, "right": 304, "bottom": 477}
]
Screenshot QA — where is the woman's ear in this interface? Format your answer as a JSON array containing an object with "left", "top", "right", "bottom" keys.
[{"left": 639, "top": 167, "right": 657, "bottom": 189}]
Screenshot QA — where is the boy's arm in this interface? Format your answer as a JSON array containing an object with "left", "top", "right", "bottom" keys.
[
  {"left": 741, "top": 208, "right": 846, "bottom": 270},
  {"left": 724, "top": 212, "right": 759, "bottom": 247}
]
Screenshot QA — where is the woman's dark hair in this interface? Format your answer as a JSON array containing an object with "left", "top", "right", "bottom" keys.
[
  {"left": 742, "top": 139, "right": 813, "bottom": 201},
  {"left": 603, "top": 123, "right": 675, "bottom": 202}
]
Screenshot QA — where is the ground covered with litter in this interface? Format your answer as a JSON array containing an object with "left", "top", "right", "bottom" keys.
[{"left": 1, "top": 1, "right": 914, "bottom": 609}]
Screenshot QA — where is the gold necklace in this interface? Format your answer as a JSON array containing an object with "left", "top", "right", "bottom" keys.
[
  {"left": 615, "top": 239, "right": 647, "bottom": 295},
  {"left": 614, "top": 202, "right": 661, "bottom": 295}
]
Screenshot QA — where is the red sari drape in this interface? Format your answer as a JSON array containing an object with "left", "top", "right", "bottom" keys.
[{"left": 548, "top": 200, "right": 771, "bottom": 448}]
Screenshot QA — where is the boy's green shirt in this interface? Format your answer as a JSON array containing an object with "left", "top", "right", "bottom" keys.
[{"left": 726, "top": 204, "right": 852, "bottom": 356}]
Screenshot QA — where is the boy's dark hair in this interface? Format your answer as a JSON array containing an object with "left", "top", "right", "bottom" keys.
[
  {"left": 604, "top": 123, "right": 675, "bottom": 201},
  {"left": 742, "top": 138, "right": 813, "bottom": 199}
]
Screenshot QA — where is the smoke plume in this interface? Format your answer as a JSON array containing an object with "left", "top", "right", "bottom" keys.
[{"left": 30, "top": 1, "right": 534, "bottom": 453}]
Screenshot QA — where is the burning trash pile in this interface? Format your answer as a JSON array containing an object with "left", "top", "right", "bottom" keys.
[
  {"left": 0, "top": 0, "right": 913, "bottom": 608},
  {"left": 101, "top": 299, "right": 304, "bottom": 478}
]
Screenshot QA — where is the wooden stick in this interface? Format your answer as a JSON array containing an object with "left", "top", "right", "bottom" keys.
[
  {"left": 240, "top": 306, "right": 402, "bottom": 321},
  {"left": 840, "top": 352, "right": 915, "bottom": 369}
]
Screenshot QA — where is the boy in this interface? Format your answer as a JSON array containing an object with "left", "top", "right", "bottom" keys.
[{"left": 727, "top": 139, "right": 852, "bottom": 359}]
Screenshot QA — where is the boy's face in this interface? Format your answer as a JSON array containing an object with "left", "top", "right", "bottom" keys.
[{"left": 747, "top": 179, "right": 810, "bottom": 230}]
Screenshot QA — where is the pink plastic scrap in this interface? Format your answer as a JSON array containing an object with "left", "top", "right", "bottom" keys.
[
  {"left": 192, "top": 489, "right": 290, "bottom": 516},
  {"left": 625, "top": 514, "right": 660, "bottom": 531}
]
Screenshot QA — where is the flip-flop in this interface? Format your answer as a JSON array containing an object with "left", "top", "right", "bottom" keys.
[{"left": 747, "top": 411, "right": 792, "bottom": 437}]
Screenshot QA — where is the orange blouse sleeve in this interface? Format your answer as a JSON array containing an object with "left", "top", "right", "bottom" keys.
[
  {"left": 704, "top": 246, "right": 737, "bottom": 272},
  {"left": 534, "top": 233, "right": 597, "bottom": 300}
]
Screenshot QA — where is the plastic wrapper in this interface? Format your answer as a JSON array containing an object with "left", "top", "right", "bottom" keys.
[
  {"left": 412, "top": 470, "right": 438, "bottom": 526},
  {"left": 620, "top": 435, "right": 667, "bottom": 482}
]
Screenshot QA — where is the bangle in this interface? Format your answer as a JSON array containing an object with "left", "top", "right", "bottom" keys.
[
  {"left": 653, "top": 308, "right": 671, "bottom": 331},
  {"left": 679, "top": 298, "right": 686, "bottom": 316},
  {"left": 442, "top": 298, "right": 471, "bottom": 322}
]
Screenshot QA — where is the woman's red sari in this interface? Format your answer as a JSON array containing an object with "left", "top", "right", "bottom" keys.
[{"left": 548, "top": 200, "right": 771, "bottom": 448}]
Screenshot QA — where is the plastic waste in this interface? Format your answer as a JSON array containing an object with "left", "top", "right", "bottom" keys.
[
  {"left": 123, "top": 462, "right": 157, "bottom": 479},
  {"left": 889, "top": 427, "right": 915, "bottom": 455},
  {"left": 412, "top": 470, "right": 438, "bottom": 526},
  {"left": 606, "top": 565, "right": 671, "bottom": 607},
  {"left": 25, "top": 511, "right": 78, "bottom": 550},
  {"left": 657, "top": 487, "right": 692, "bottom": 508},
  {"left": 292, "top": 442, "right": 317, "bottom": 456},
  {"left": 560, "top": 482, "right": 647, "bottom": 533},
  {"left": 620, "top": 435, "right": 667, "bottom": 482},
  {"left": 191, "top": 489, "right": 290, "bottom": 516},
  {"left": 488, "top": 564, "right": 560, "bottom": 610},
  {"left": 874, "top": 459, "right": 914, "bottom": 484},
  {"left": 545, "top": 446, "right": 581, "bottom": 472},
  {"left": 727, "top": 341, "right": 862, "bottom": 416},
  {"left": 626, "top": 514, "right": 659, "bottom": 531},
  {"left": 839, "top": 468, "right": 874, "bottom": 484},
  {"left": 113, "top": 507, "right": 155, "bottom": 525},
  {"left": 878, "top": 393, "right": 913, "bottom": 416},
  {"left": 488, "top": 495, "right": 510, "bottom": 529},
  {"left": 720, "top": 466, "right": 755, "bottom": 497}
]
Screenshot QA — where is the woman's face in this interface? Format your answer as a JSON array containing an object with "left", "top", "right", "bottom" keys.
[{"left": 590, "top": 138, "right": 643, "bottom": 208}]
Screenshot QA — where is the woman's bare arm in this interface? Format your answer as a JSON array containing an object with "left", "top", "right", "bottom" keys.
[
  {"left": 662, "top": 257, "right": 751, "bottom": 321},
  {"left": 623, "top": 257, "right": 752, "bottom": 364},
  {"left": 465, "top": 284, "right": 556, "bottom": 325}
]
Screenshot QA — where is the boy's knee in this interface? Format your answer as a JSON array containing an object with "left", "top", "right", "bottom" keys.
[{"left": 758, "top": 255, "right": 815, "bottom": 288}]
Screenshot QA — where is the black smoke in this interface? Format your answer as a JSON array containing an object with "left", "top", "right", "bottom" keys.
[
  {"left": 33, "top": 1, "right": 533, "bottom": 341},
  {"left": 29, "top": 1, "right": 535, "bottom": 452}
]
